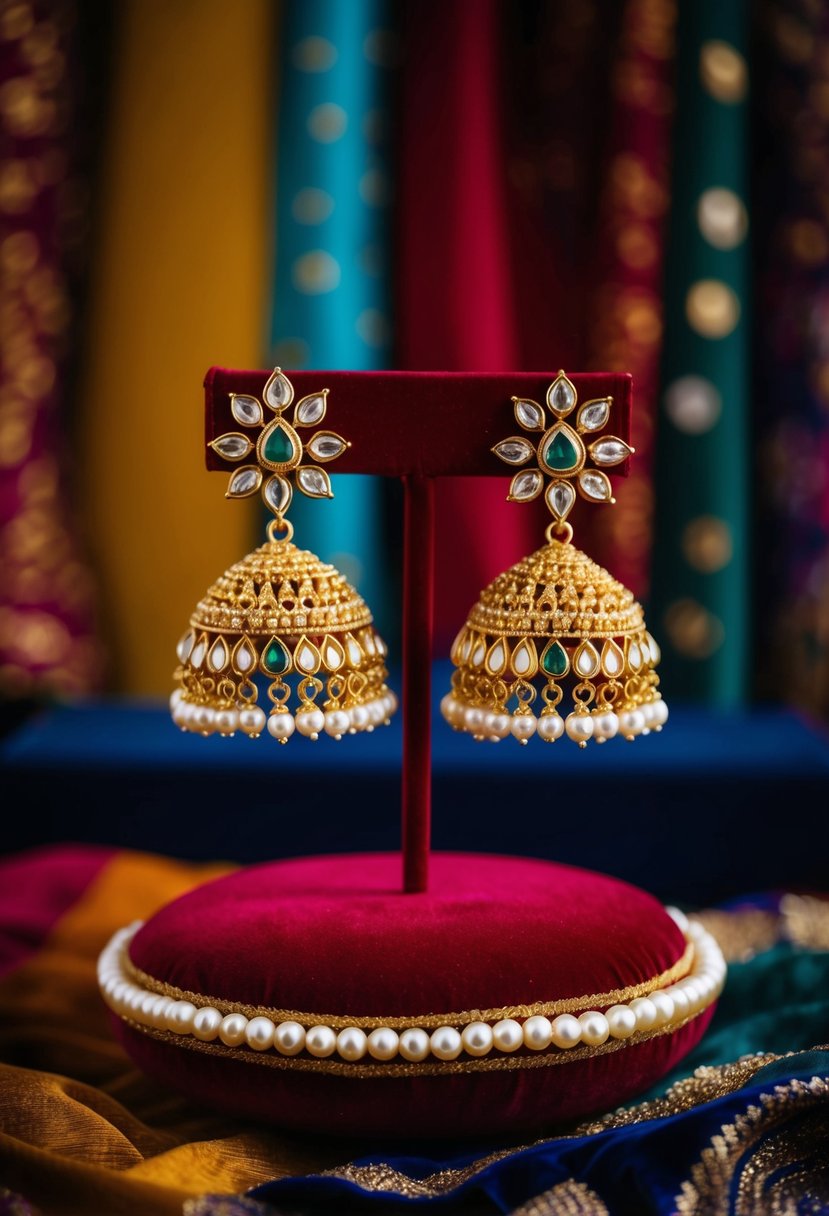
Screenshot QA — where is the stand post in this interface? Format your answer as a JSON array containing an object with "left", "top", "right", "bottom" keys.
[{"left": 401, "top": 475, "right": 434, "bottom": 893}]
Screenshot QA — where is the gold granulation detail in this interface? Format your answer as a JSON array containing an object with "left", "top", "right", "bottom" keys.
[{"left": 190, "top": 540, "right": 372, "bottom": 636}]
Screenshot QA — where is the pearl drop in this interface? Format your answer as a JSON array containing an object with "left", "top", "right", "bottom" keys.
[
  {"left": 484, "top": 711, "right": 512, "bottom": 739},
  {"left": 593, "top": 711, "right": 619, "bottom": 741},
  {"left": 218, "top": 1013, "right": 249, "bottom": 1046},
  {"left": 324, "top": 709, "right": 350, "bottom": 739},
  {"left": 511, "top": 714, "right": 537, "bottom": 742},
  {"left": 267, "top": 712, "right": 295, "bottom": 742},
  {"left": 193, "top": 707, "right": 214, "bottom": 734},
  {"left": 215, "top": 708, "right": 238, "bottom": 736},
  {"left": 653, "top": 699, "right": 669, "bottom": 726},
  {"left": 430, "top": 1026, "right": 462, "bottom": 1061},
  {"left": 649, "top": 991, "right": 675, "bottom": 1026},
  {"left": 166, "top": 1000, "right": 197, "bottom": 1034},
  {"left": 245, "top": 1016, "right": 276, "bottom": 1051},
  {"left": 492, "top": 1018, "right": 523, "bottom": 1053},
  {"left": 537, "top": 712, "right": 564, "bottom": 742},
  {"left": 464, "top": 706, "right": 486, "bottom": 734},
  {"left": 296, "top": 708, "right": 325, "bottom": 738},
  {"left": 550, "top": 1014, "right": 582, "bottom": 1049},
  {"left": 523, "top": 1015, "right": 553, "bottom": 1050},
  {"left": 274, "top": 1020, "right": 305, "bottom": 1056},
  {"left": 628, "top": 997, "right": 658, "bottom": 1030},
  {"left": 350, "top": 704, "right": 370, "bottom": 730},
  {"left": 337, "top": 1026, "right": 368, "bottom": 1061},
  {"left": 565, "top": 713, "right": 594, "bottom": 745},
  {"left": 440, "top": 694, "right": 457, "bottom": 724},
  {"left": 398, "top": 1028, "right": 430, "bottom": 1062},
  {"left": 578, "top": 1011, "right": 610, "bottom": 1046},
  {"left": 619, "top": 709, "right": 645, "bottom": 738},
  {"left": 367, "top": 1027, "right": 399, "bottom": 1061},
  {"left": 606, "top": 1004, "right": 637, "bottom": 1039},
  {"left": 305, "top": 1024, "right": 337, "bottom": 1057},
  {"left": 461, "top": 1022, "right": 493, "bottom": 1057},
  {"left": 170, "top": 689, "right": 183, "bottom": 712},
  {"left": 192, "top": 1007, "right": 223, "bottom": 1042},
  {"left": 367, "top": 699, "right": 386, "bottom": 726},
  {"left": 239, "top": 706, "right": 266, "bottom": 737},
  {"left": 173, "top": 702, "right": 190, "bottom": 728}
]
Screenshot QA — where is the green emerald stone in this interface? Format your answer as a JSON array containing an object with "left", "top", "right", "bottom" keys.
[
  {"left": 541, "top": 640, "right": 568, "bottom": 677},
  {"left": 543, "top": 429, "right": 580, "bottom": 472},
  {"left": 263, "top": 424, "right": 295, "bottom": 465},
  {"left": 262, "top": 638, "right": 291, "bottom": 674}
]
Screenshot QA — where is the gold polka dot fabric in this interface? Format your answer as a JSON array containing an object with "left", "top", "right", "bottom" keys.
[{"left": 652, "top": 4, "right": 749, "bottom": 705}]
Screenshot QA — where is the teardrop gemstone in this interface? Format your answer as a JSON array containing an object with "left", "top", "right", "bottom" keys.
[
  {"left": 542, "top": 426, "right": 582, "bottom": 473},
  {"left": 262, "top": 421, "right": 298, "bottom": 467},
  {"left": 261, "top": 636, "right": 291, "bottom": 675},
  {"left": 541, "top": 639, "right": 569, "bottom": 677}
]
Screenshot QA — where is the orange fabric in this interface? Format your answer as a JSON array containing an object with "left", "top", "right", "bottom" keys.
[{"left": 0, "top": 852, "right": 362, "bottom": 1215}]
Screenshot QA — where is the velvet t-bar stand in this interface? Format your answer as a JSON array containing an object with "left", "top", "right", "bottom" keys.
[
  {"left": 101, "top": 367, "right": 724, "bottom": 1139},
  {"left": 205, "top": 367, "right": 633, "bottom": 893}
]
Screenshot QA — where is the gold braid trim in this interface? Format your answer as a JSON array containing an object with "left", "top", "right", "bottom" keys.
[
  {"left": 121, "top": 1004, "right": 706, "bottom": 1079},
  {"left": 124, "top": 938, "right": 694, "bottom": 1030},
  {"left": 317, "top": 1049, "right": 825, "bottom": 1199}
]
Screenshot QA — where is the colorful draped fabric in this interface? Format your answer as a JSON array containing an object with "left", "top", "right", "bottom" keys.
[
  {"left": 0, "top": 0, "right": 103, "bottom": 697},
  {"left": 753, "top": 0, "right": 829, "bottom": 718},
  {"left": 2, "top": 846, "right": 829, "bottom": 1214},
  {"left": 398, "top": 0, "right": 676, "bottom": 650},
  {"left": 650, "top": 1, "right": 751, "bottom": 706},
  {"left": 77, "top": 0, "right": 271, "bottom": 695},
  {"left": 269, "top": 0, "right": 395, "bottom": 630}
]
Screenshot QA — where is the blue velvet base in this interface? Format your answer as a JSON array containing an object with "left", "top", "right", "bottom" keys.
[{"left": 2, "top": 664, "right": 828, "bottom": 903}]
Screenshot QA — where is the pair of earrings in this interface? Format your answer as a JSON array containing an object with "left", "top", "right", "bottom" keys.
[{"left": 171, "top": 369, "right": 668, "bottom": 748}]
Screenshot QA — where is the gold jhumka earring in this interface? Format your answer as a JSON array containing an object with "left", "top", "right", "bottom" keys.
[
  {"left": 441, "top": 371, "right": 667, "bottom": 747},
  {"left": 171, "top": 368, "right": 396, "bottom": 742}
]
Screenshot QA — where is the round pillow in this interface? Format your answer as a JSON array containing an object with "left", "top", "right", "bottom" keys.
[{"left": 99, "top": 853, "right": 724, "bottom": 1138}]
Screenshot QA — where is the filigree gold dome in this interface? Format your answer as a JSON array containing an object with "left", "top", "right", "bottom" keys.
[
  {"left": 443, "top": 539, "right": 667, "bottom": 747},
  {"left": 172, "top": 539, "right": 395, "bottom": 743}
]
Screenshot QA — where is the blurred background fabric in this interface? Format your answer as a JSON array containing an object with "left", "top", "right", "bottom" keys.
[{"left": 0, "top": 0, "right": 827, "bottom": 716}]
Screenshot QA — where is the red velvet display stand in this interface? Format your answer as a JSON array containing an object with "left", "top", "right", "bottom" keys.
[{"left": 110, "top": 369, "right": 717, "bottom": 1138}]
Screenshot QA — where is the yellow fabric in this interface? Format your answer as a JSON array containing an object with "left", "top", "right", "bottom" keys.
[
  {"left": 0, "top": 852, "right": 360, "bottom": 1215},
  {"left": 79, "top": 0, "right": 272, "bottom": 695}
]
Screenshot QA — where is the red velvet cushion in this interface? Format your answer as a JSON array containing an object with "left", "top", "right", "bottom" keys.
[{"left": 111, "top": 853, "right": 717, "bottom": 1138}]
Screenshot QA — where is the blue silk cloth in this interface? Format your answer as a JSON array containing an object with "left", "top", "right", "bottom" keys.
[{"left": 188, "top": 902, "right": 829, "bottom": 1214}]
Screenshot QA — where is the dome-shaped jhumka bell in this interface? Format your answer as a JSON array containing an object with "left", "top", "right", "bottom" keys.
[
  {"left": 442, "top": 538, "right": 666, "bottom": 746},
  {"left": 172, "top": 540, "right": 395, "bottom": 742},
  {"left": 441, "top": 369, "right": 668, "bottom": 747},
  {"left": 171, "top": 366, "right": 396, "bottom": 743}
]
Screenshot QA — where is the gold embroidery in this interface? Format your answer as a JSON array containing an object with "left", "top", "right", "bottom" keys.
[
  {"left": 675, "top": 1076, "right": 829, "bottom": 1215},
  {"left": 511, "top": 1180, "right": 610, "bottom": 1216},
  {"left": 781, "top": 893, "right": 829, "bottom": 952},
  {"left": 318, "top": 1051, "right": 825, "bottom": 1200},
  {"left": 125, "top": 1005, "right": 706, "bottom": 1079},
  {"left": 123, "top": 939, "right": 694, "bottom": 1030},
  {"left": 694, "top": 908, "right": 780, "bottom": 961}
]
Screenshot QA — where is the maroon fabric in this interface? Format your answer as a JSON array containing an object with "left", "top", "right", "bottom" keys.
[
  {"left": 118, "top": 1007, "right": 712, "bottom": 1139},
  {"left": 0, "top": 844, "right": 113, "bottom": 977},
  {"left": 401, "top": 477, "right": 434, "bottom": 893},
  {"left": 123, "top": 853, "right": 711, "bottom": 1136},
  {"left": 205, "top": 369, "right": 632, "bottom": 478}
]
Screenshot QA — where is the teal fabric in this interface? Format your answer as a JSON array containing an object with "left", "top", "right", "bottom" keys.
[
  {"left": 651, "top": 0, "right": 750, "bottom": 706},
  {"left": 268, "top": 0, "right": 395, "bottom": 626}
]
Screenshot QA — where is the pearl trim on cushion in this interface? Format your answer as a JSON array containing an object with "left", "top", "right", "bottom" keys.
[{"left": 98, "top": 910, "right": 725, "bottom": 1070}]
